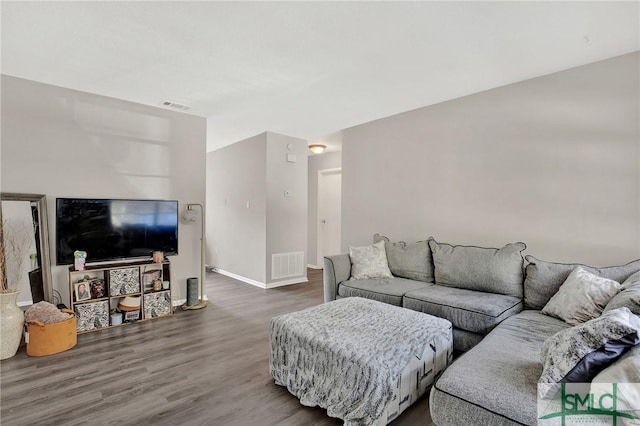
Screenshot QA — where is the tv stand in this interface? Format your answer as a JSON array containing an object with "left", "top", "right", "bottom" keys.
[{"left": 68, "top": 259, "right": 172, "bottom": 333}]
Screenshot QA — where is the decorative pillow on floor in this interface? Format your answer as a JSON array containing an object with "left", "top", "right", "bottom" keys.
[
  {"left": 539, "top": 307, "right": 640, "bottom": 398},
  {"left": 603, "top": 270, "right": 640, "bottom": 316},
  {"left": 373, "top": 234, "right": 434, "bottom": 282},
  {"left": 349, "top": 240, "right": 393, "bottom": 280},
  {"left": 541, "top": 267, "right": 622, "bottom": 325}
]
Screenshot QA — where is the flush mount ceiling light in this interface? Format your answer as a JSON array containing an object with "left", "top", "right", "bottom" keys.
[{"left": 309, "top": 144, "right": 327, "bottom": 154}]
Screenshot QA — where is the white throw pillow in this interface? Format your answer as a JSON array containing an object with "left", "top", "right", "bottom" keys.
[
  {"left": 542, "top": 267, "right": 622, "bottom": 325},
  {"left": 591, "top": 344, "right": 640, "bottom": 419},
  {"left": 349, "top": 240, "right": 393, "bottom": 280}
]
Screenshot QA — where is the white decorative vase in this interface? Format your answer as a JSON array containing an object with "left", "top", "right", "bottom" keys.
[{"left": 0, "top": 291, "right": 24, "bottom": 360}]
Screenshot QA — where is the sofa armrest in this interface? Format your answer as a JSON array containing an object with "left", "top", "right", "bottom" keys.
[{"left": 323, "top": 254, "right": 351, "bottom": 303}]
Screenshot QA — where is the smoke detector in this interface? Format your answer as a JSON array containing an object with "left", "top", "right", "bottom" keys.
[{"left": 160, "top": 100, "right": 191, "bottom": 111}]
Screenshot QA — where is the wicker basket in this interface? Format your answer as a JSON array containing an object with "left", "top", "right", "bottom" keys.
[{"left": 25, "top": 309, "right": 77, "bottom": 357}]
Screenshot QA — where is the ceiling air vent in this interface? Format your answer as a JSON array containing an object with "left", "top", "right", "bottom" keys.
[{"left": 160, "top": 100, "right": 191, "bottom": 111}]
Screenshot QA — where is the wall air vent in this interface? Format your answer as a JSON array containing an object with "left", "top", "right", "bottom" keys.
[
  {"left": 272, "top": 252, "right": 304, "bottom": 280},
  {"left": 160, "top": 100, "right": 191, "bottom": 111}
]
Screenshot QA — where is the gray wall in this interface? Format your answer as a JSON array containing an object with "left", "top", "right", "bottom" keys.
[
  {"left": 265, "top": 133, "right": 308, "bottom": 283},
  {"left": 206, "top": 133, "right": 267, "bottom": 283},
  {"left": 342, "top": 52, "right": 640, "bottom": 265},
  {"left": 206, "top": 131, "right": 308, "bottom": 286},
  {"left": 1, "top": 75, "right": 207, "bottom": 303},
  {"left": 307, "top": 151, "right": 342, "bottom": 267}
]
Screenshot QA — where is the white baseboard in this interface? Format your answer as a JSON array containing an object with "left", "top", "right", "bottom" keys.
[
  {"left": 172, "top": 294, "right": 209, "bottom": 307},
  {"left": 214, "top": 268, "right": 266, "bottom": 288},
  {"left": 265, "top": 277, "right": 308, "bottom": 289},
  {"left": 307, "top": 264, "right": 323, "bottom": 270},
  {"left": 22, "top": 298, "right": 202, "bottom": 309},
  {"left": 214, "top": 268, "right": 308, "bottom": 289}
]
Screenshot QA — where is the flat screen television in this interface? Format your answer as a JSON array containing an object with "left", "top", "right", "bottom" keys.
[{"left": 56, "top": 198, "right": 179, "bottom": 265}]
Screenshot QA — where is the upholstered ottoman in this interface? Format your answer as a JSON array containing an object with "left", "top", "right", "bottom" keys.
[{"left": 269, "top": 297, "right": 453, "bottom": 425}]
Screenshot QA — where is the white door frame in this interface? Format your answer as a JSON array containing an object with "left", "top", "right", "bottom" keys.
[{"left": 317, "top": 167, "right": 342, "bottom": 268}]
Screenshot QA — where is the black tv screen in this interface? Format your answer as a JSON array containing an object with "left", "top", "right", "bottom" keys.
[{"left": 56, "top": 198, "right": 178, "bottom": 265}]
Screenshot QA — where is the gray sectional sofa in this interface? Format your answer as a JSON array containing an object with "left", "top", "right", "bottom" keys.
[
  {"left": 324, "top": 235, "right": 528, "bottom": 352},
  {"left": 323, "top": 235, "right": 640, "bottom": 425}
]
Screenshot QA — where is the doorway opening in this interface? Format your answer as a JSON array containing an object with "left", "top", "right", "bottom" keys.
[{"left": 317, "top": 168, "right": 342, "bottom": 267}]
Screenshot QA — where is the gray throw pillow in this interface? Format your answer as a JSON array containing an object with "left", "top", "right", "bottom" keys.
[
  {"left": 349, "top": 240, "right": 393, "bottom": 280},
  {"left": 541, "top": 267, "right": 622, "bottom": 325},
  {"left": 604, "top": 270, "right": 640, "bottom": 315},
  {"left": 539, "top": 307, "right": 640, "bottom": 398},
  {"left": 428, "top": 239, "right": 526, "bottom": 297},
  {"left": 373, "top": 234, "right": 434, "bottom": 282},
  {"left": 524, "top": 256, "right": 640, "bottom": 310}
]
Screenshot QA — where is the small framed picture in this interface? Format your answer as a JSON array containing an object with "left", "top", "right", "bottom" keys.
[{"left": 75, "top": 281, "right": 91, "bottom": 301}]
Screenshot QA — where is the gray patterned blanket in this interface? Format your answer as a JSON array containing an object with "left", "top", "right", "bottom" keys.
[{"left": 269, "top": 297, "right": 451, "bottom": 425}]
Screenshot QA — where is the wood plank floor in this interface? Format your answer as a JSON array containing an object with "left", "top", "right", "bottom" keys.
[{"left": 0, "top": 269, "right": 433, "bottom": 425}]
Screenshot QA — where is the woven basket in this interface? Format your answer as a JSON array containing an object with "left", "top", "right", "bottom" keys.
[{"left": 25, "top": 309, "right": 77, "bottom": 357}]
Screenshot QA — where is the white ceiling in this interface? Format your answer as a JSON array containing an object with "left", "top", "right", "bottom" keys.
[{"left": 2, "top": 2, "right": 638, "bottom": 152}]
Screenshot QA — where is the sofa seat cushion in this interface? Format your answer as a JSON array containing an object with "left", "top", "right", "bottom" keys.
[
  {"left": 403, "top": 285, "right": 522, "bottom": 334},
  {"left": 430, "top": 311, "right": 570, "bottom": 426},
  {"left": 452, "top": 328, "right": 484, "bottom": 353},
  {"left": 338, "top": 278, "right": 432, "bottom": 306}
]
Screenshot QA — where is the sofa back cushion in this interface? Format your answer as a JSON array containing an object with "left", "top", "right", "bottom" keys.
[
  {"left": 603, "top": 270, "right": 640, "bottom": 315},
  {"left": 428, "top": 239, "right": 526, "bottom": 297},
  {"left": 373, "top": 234, "right": 434, "bottom": 282},
  {"left": 523, "top": 256, "right": 640, "bottom": 310}
]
